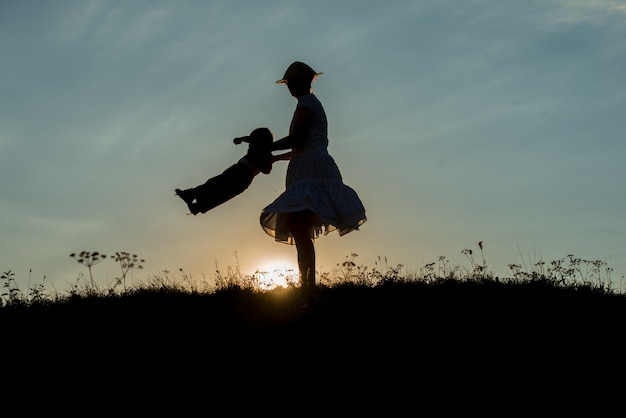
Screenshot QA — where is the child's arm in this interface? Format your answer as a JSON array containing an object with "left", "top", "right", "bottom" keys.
[{"left": 272, "top": 152, "right": 292, "bottom": 163}]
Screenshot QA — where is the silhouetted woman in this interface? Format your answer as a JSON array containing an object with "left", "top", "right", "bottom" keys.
[{"left": 259, "top": 61, "right": 367, "bottom": 292}]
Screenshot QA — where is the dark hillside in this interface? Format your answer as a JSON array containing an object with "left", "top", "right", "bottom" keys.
[{"left": 2, "top": 279, "right": 624, "bottom": 412}]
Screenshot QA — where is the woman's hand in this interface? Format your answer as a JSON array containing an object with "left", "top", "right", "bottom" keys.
[{"left": 233, "top": 136, "right": 249, "bottom": 145}]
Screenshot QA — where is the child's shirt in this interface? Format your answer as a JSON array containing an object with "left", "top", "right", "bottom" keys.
[{"left": 239, "top": 144, "right": 272, "bottom": 176}]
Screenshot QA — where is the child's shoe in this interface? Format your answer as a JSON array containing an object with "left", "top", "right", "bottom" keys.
[
  {"left": 192, "top": 199, "right": 211, "bottom": 214},
  {"left": 175, "top": 189, "right": 200, "bottom": 215},
  {"left": 175, "top": 188, "right": 194, "bottom": 204}
]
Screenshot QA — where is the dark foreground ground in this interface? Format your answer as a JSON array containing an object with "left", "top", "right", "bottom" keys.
[{"left": 2, "top": 278, "right": 625, "bottom": 413}]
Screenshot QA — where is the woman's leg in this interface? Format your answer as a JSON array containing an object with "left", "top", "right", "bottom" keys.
[{"left": 287, "top": 210, "right": 316, "bottom": 290}]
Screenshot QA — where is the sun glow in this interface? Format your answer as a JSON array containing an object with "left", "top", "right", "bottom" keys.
[{"left": 253, "top": 261, "right": 299, "bottom": 290}]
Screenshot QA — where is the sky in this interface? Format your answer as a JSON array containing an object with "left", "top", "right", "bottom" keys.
[{"left": 2, "top": 0, "right": 626, "bottom": 292}]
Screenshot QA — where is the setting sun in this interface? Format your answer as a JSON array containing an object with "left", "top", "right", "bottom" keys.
[{"left": 253, "top": 261, "right": 299, "bottom": 290}]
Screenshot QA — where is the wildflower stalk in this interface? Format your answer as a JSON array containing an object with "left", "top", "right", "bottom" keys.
[{"left": 69, "top": 251, "right": 107, "bottom": 289}]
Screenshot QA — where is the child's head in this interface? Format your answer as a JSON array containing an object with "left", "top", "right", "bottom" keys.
[{"left": 248, "top": 127, "right": 273, "bottom": 147}]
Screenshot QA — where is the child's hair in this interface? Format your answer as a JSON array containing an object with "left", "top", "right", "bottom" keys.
[{"left": 248, "top": 127, "right": 273, "bottom": 147}]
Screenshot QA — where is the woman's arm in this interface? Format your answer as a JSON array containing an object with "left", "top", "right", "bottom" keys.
[
  {"left": 270, "top": 107, "right": 312, "bottom": 151},
  {"left": 271, "top": 152, "right": 292, "bottom": 163}
]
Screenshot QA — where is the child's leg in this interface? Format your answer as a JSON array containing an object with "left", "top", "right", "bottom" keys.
[
  {"left": 194, "top": 165, "right": 253, "bottom": 213},
  {"left": 192, "top": 180, "right": 235, "bottom": 214}
]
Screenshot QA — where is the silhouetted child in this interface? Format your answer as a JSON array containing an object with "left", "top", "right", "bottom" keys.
[{"left": 175, "top": 127, "right": 291, "bottom": 215}]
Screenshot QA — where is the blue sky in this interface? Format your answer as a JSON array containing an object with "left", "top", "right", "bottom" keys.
[{"left": 2, "top": 0, "right": 626, "bottom": 291}]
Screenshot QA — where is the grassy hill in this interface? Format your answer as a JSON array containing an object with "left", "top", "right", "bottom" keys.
[{"left": 2, "top": 265, "right": 625, "bottom": 412}]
